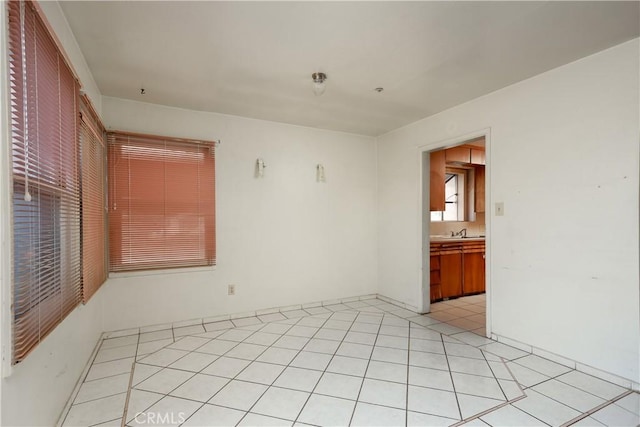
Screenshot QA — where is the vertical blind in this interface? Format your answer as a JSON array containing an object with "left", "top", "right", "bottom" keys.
[
  {"left": 107, "top": 132, "right": 216, "bottom": 272},
  {"left": 8, "top": 0, "right": 82, "bottom": 362},
  {"left": 80, "top": 95, "right": 107, "bottom": 302}
]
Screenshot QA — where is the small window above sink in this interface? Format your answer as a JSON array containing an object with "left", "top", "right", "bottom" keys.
[{"left": 431, "top": 170, "right": 465, "bottom": 222}]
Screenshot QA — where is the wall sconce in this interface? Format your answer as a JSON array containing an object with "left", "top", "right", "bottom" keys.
[
  {"left": 255, "top": 158, "right": 266, "bottom": 178},
  {"left": 316, "top": 164, "right": 326, "bottom": 182}
]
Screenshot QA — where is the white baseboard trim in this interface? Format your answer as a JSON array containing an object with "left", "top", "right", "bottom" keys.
[
  {"left": 103, "top": 293, "right": 384, "bottom": 338},
  {"left": 492, "top": 332, "right": 638, "bottom": 391},
  {"left": 376, "top": 294, "right": 420, "bottom": 313}
]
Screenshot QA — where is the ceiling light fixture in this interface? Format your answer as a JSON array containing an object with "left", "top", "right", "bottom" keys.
[{"left": 312, "top": 72, "right": 327, "bottom": 96}]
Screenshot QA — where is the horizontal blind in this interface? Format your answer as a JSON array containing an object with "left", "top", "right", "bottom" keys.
[
  {"left": 80, "top": 96, "right": 107, "bottom": 302},
  {"left": 107, "top": 132, "right": 216, "bottom": 271},
  {"left": 8, "top": 0, "right": 82, "bottom": 363}
]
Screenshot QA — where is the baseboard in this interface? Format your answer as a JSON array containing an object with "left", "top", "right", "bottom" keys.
[
  {"left": 491, "top": 332, "right": 639, "bottom": 391},
  {"left": 375, "top": 293, "right": 420, "bottom": 313},
  {"left": 103, "top": 293, "right": 380, "bottom": 338},
  {"left": 55, "top": 332, "right": 106, "bottom": 427}
]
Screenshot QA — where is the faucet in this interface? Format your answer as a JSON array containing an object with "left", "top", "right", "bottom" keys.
[{"left": 453, "top": 228, "right": 467, "bottom": 238}]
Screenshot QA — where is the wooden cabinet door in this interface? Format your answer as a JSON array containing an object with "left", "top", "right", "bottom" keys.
[
  {"left": 430, "top": 254, "right": 442, "bottom": 302},
  {"left": 474, "top": 166, "right": 485, "bottom": 213},
  {"left": 463, "top": 248, "right": 485, "bottom": 295},
  {"left": 471, "top": 148, "right": 485, "bottom": 165},
  {"left": 440, "top": 247, "right": 462, "bottom": 299},
  {"left": 430, "top": 151, "right": 445, "bottom": 211},
  {"left": 445, "top": 146, "right": 471, "bottom": 163}
]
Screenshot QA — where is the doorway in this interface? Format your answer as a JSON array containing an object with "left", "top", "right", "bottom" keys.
[{"left": 420, "top": 130, "right": 491, "bottom": 337}]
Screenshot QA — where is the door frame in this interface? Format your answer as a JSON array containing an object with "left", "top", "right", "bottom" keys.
[{"left": 418, "top": 128, "right": 492, "bottom": 338}]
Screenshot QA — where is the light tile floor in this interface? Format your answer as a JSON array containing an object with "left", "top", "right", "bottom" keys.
[{"left": 60, "top": 296, "right": 639, "bottom": 427}]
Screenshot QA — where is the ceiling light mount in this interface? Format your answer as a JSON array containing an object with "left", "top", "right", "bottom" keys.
[{"left": 312, "top": 72, "right": 327, "bottom": 96}]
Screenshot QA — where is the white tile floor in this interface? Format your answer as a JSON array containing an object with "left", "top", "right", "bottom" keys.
[{"left": 60, "top": 296, "right": 639, "bottom": 427}]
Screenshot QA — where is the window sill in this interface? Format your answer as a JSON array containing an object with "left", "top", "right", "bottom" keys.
[{"left": 108, "top": 265, "right": 216, "bottom": 279}]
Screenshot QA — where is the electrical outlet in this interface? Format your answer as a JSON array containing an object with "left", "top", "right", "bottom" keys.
[
  {"left": 495, "top": 202, "right": 505, "bottom": 216},
  {"left": 228, "top": 284, "right": 236, "bottom": 296}
]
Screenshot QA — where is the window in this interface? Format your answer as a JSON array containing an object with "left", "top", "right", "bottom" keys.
[
  {"left": 107, "top": 132, "right": 216, "bottom": 272},
  {"left": 8, "top": 0, "right": 82, "bottom": 363},
  {"left": 80, "top": 95, "right": 107, "bottom": 301},
  {"left": 431, "top": 171, "right": 466, "bottom": 222}
]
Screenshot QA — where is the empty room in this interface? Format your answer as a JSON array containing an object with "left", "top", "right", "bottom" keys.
[{"left": 0, "top": 1, "right": 639, "bottom": 426}]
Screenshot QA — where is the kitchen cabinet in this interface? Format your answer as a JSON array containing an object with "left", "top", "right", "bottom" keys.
[
  {"left": 430, "top": 240, "right": 485, "bottom": 302},
  {"left": 445, "top": 146, "right": 470, "bottom": 163},
  {"left": 471, "top": 149, "right": 485, "bottom": 165},
  {"left": 439, "top": 244, "right": 463, "bottom": 299},
  {"left": 474, "top": 166, "right": 485, "bottom": 213},
  {"left": 429, "top": 253, "right": 441, "bottom": 302},
  {"left": 463, "top": 242, "right": 485, "bottom": 295},
  {"left": 430, "top": 150, "right": 445, "bottom": 211},
  {"left": 445, "top": 145, "right": 485, "bottom": 165}
]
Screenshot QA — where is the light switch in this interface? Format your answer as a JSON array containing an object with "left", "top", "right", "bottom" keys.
[{"left": 495, "top": 202, "right": 504, "bottom": 216}]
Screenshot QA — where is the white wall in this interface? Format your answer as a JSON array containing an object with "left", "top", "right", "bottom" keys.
[
  {"left": 1, "top": 302, "right": 104, "bottom": 426},
  {"left": 377, "top": 39, "right": 640, "bottom": 383},
  {"left": 0, "top": 3, "right": 7, "bottom": 423},
  {"left": 0, "top": 3, "right": 105, "bottom": 426},
  {"left": 100, "top": 97, "right": 378, "bottom": 331},
  {"left": 38, "top": 1, "right": 102, "bottom": 113}
]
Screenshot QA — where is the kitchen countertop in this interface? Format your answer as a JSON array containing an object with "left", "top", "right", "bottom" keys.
[{"left": 430, "top": 235, "right": 485, "bottom": 243}]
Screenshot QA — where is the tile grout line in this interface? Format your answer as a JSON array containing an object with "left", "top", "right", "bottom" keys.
[
  {"left": 449, "top": 394, "right": 529, "bottom": 427},
  {"left": 559, "top": 390, "right": 636, "bottom": 427},
  {"left": 288, "top": 313, "right": 356, "bottom": 424},
  {"left": 345, "top": 311, "right": 385, "bottom": 426},
  {"left": 192, "top": 304, "right": 436, "bottom": 422},
  {"left": 404, "top": 321, "right": 411, "bottom": 426},
  {"left": 541, "top": 369, "right": 631, "bottom": 403},
  {"left": 63, "top": 297, "right": 460, "bottom": 425},
  {"left": 80, "top": 364, "right": 138, "bottom": 383},
  {"left": 72, "top": 296, "right": 636, "bottom": 427},
  {"left": 89, "top": 417, "right": 123, "bottom": 427},
  {"left": 120, "top": 360, "right": 136, "bottom": 427},
  {"left": 478, "top": 358, "right": 553, "bottom": 427},
  {"left": 83, "top": 298, "right": 448, "bottom": 423},
  {"left": 133, "top": 337, "right": 252, "bottom": 424},
  {"left": 57, "top": 333, "right": 111, "bottom": 427},
  {"left": 482, "top": 351, "right": 510, "bottom": 402},
  {"left": 131, "top": 325, "right": 256, "bottom": 425},
  {"left": 238, "top": 309, "right": 339, "bottom": 425},
  {"left": 160, "top": 312, "right": 412, "bottom": 423},
  {"left": 121, "top": 329, "right": 146, "bottom": 425},
  {"left": 441, "top": 333, "right": 464, "bottom": 422}
]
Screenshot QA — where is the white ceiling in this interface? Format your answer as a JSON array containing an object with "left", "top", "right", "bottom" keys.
[{"left": 60, "top": 1, "right": 639, "bottom": 136}]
